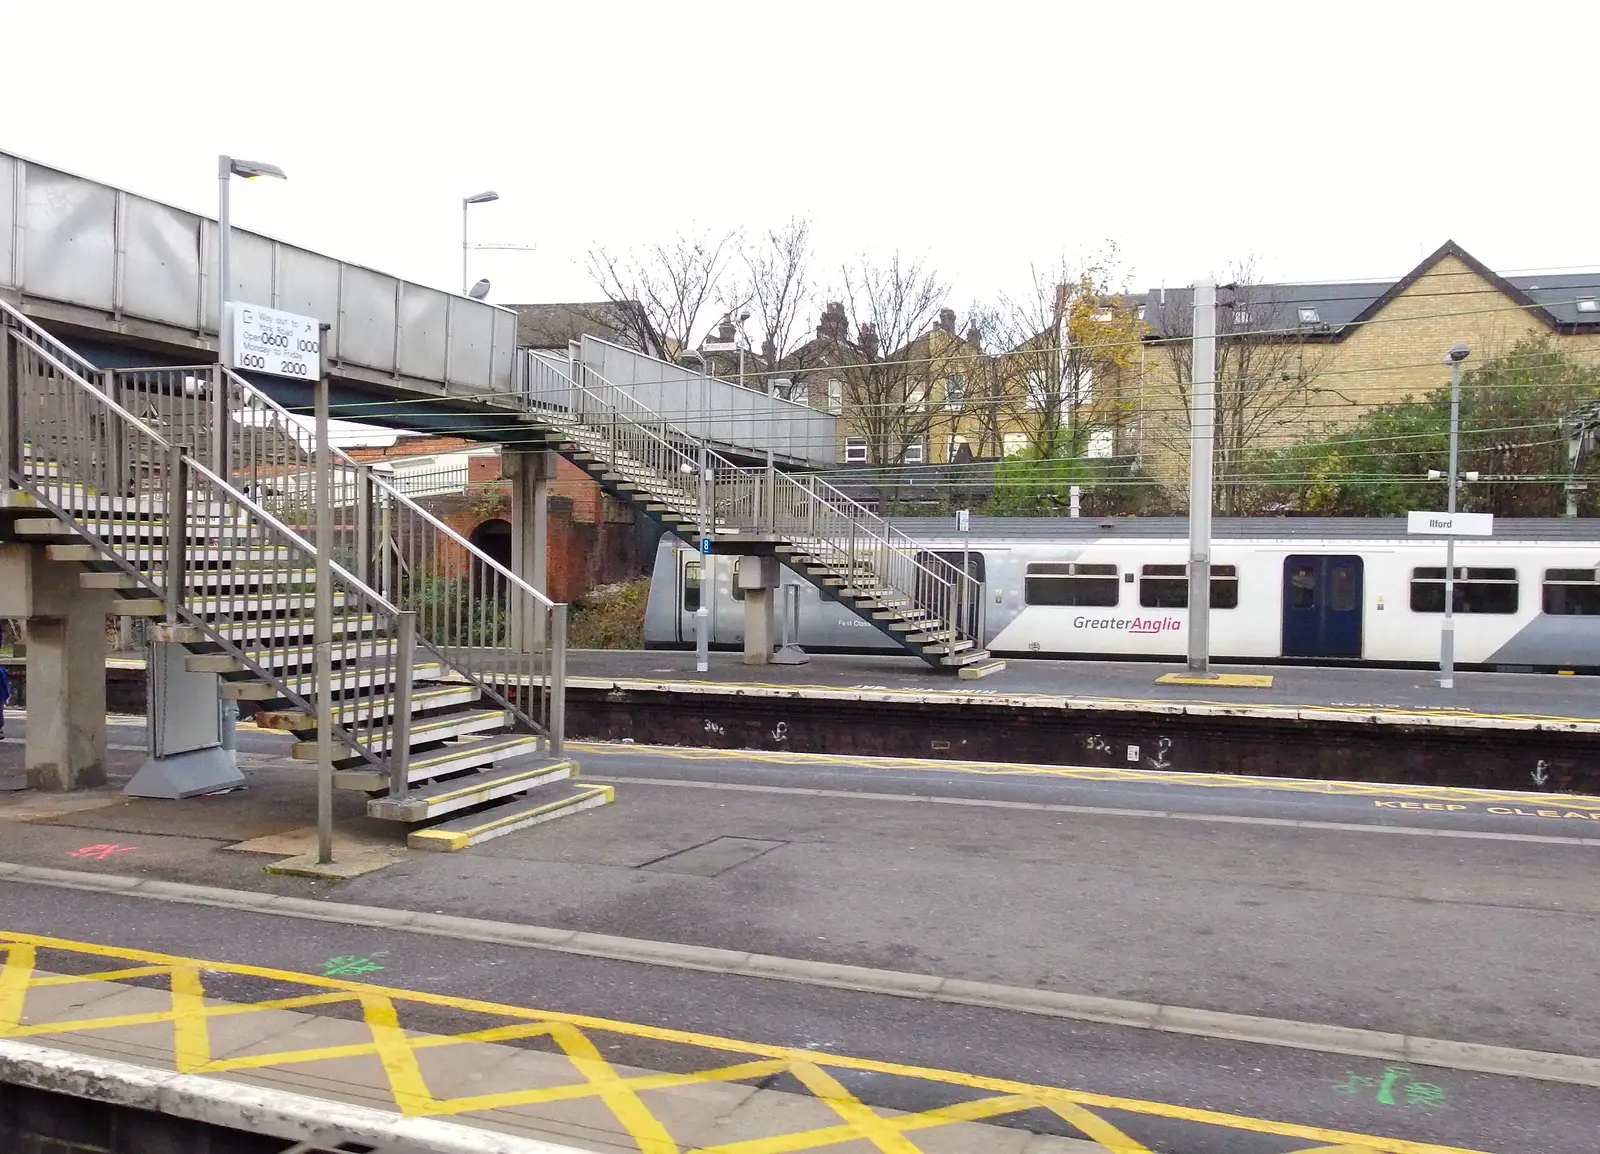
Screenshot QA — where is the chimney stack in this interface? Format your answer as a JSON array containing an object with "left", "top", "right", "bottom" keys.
[
  {"left": 938, "top": 308, "right": 956, "bottom": 335},
  {"left": 965, "top": 323, "right": 983, "bottom": 352},
  {"left": 858, "top": 323, "right": 880, "bottom": 361}
]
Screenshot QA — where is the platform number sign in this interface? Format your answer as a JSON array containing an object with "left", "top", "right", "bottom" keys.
[
  {"left": 229, "top": 303, "right": 321, "bottom": 380},
  {"left": 700, "top": 536, "right": 713, "bottom": 556}
]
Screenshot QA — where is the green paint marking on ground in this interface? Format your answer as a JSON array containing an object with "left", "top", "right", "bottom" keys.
[
  {"left": 1334, "top": 1066, "right": 1448, "bottom": 1109},
  {"left": 320, "top": 951, "right": 388, "bottom": 977}
]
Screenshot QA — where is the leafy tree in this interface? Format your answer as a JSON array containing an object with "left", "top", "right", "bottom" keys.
[{"left": 1232, "top": 337, "right": 1600, "bottom": 516}]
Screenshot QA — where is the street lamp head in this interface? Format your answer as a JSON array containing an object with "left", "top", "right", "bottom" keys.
[
  {"left": 467, "top": 279, "right": 492, "bottom": 300},
  {"left": 1447, "top": 344, "right": 1471, "bottom": 363},
  {"left": 227, "top": 158, "right": 287, "bottom": 181},
  {"left": 463, "top": 191, "right": 500, "bottom": 206}
]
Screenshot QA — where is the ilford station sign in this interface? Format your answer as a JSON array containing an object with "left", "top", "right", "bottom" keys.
[{"left": 1406, "top": 511, "right": 1494, "bottom": 537}]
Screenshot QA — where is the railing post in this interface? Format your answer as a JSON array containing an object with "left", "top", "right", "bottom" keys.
[
  {"left": 356, "top": 464, "right": 376, "bottom": 588},
  {"left": 164, "top": 445, "right": 190, "bottom": 624},
  {"left": 314, "top": 367, "right": 335, "bottom": 865},
  {"left": 548, "top": 603, "right": 567, "bottom": 756},
  {"left": 100, "top": 370, "right": 127, "bottom": 498},
  {"left": 390, "top": 610, "right": 415, "bottom": 799},
  {"left": 0, "top": 325, "right": 19, "bottom": 489},
  {"left": 211, "top": 362, "right": 229, "bottom": 481}
]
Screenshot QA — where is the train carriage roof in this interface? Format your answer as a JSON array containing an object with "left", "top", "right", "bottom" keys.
[{"left": 878, "top": 517, "right": 1600, "bottom": 543}]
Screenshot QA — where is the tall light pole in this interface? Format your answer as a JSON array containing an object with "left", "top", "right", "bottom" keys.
[
  {"left": 1439, "top": 343, "right": 1471, "bottom": 689},
  {"left": 215, "top": 155, "right": 284, "bottom": 777},
  {"left": 462, "top": 191, "right": 499, "bottom": 294},
  {"left": 1187, "top": 279, "right": 1217, "bottom": 676}
]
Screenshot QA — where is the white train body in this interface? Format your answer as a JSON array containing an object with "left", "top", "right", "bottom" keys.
[{"left": 642, "top": 518, "right": 1600, "bottom": 670}]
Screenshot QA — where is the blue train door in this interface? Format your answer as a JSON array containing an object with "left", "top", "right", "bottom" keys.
[{"left": 1282, "top": 555, "right": 1363, "bottom": 658}]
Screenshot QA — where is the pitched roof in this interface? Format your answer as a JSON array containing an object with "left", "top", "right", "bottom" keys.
[{"left": 1134, "top": 241, "right": 1600, "bottom": 341}]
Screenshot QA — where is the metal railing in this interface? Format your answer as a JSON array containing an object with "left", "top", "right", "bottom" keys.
[
  {"left": 0, "top": 301, "right": 570, "bottom": 782},
  {"left": 526, "top": 355, "right": 981, "bottom": 660}
]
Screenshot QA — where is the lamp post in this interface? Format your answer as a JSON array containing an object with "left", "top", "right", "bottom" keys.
[
  {"left": 462, "top": 191, "right": 500, "bottom": 294},
  {"left": 1439, "top": 343, "right": 1471, "bottom": 689}
]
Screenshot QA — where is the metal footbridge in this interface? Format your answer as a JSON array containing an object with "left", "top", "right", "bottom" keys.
[{"left": 0, "top": 148, "right": 999, "bottom": 839}]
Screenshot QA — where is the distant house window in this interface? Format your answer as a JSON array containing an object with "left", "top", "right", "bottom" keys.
[
  {"left": 1298, "top": 307, "right": 1321, "bottom": 324},
  {"left": 1002, "top": 432, "right": 1029, "bottom": 457},
  {"left": 945, "top": 373, "right": 966, "bottom": 410},
  {"left": 844, "top": 438, "right": 868, "bottom": 464},
  {"left": 772, "top": 377, "right": 794, "bottom": 401},
  {"left": 1233, "top": 309, "right": 1251, "bottom": 327},
  {"left": 827, "top": 379, "right": 843, "bottom": 414},
  {"left": 1579, "top": 299, "right": 1600, "bottom": 314},
  {"left": 903, "top": 443, "right": 925, "bottom": 464},
  {"left": 1136, "top": 305, "right": 1147, "bottom": 320}
]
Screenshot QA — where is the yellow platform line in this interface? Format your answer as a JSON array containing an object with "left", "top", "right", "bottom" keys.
[
  {"left": 567, "top": 741, "right": 1600, "bottom": 810},
  {"left": 0, "top": 932, "right": 1491, "bottom": 1154},
  {"left": 1154, "top": 672, "right": 1274, "bottom": 688}
]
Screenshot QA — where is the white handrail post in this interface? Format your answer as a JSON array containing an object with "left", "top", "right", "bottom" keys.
[{"left": 314, "top": 363, "right": 335, "bottom": 865}]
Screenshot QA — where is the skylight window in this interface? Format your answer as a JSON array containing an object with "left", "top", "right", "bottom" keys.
[
  {"left": 1298, "top": 307, "right": 1321, "bottom": 324},
  {"left": 1578, "top": 298, "right": 1599, "bottom": 314}
]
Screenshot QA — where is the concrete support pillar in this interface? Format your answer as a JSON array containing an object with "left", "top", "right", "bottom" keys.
[
  {"left": 25, "top": 598, "right": 111, "bottom": 791},
  {"left": 0, "top": 545, "right": 112, "bottom": 792},
  {"left": 508, "top": 449, "right": 558, "bottom": 651},
  {"left": 738, "top": 555, "right": 780, "bottom": 665}
]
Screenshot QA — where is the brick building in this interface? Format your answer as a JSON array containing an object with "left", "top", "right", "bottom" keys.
[
  {"left": 1114, "top": 241, "right": 1600, "bottom": 487},
  {"left": 345, "top": 436, "right": 655, "bottom": 604}
]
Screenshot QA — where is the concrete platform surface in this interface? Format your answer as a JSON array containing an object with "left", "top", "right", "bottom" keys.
[{"left": 568, "top": 649, "right": 1600, "bottom": 723}]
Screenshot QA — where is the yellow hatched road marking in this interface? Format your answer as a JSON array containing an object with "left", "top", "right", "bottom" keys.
[
  {"left": 0, "top": 933, "right": 1491, "bottom": 1154},
  {"left": 571, "top": 741, "right": 1600, "bottom": 810}
]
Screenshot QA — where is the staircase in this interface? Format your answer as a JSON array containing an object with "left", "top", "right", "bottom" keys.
[
  {"left": 0, "top": 302, "right": 611, "bottom": 850},
  {"left": 522, "top": 353, "right": 1003, "bottom": 673}
]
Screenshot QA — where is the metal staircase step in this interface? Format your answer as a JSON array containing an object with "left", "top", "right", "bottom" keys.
[
  {"left": 407, "top": 782, "right": 613, "bottom": 851},
  {"left": 367, "top": 756, "right": 576, "bottom": 823},
  {"left": 333, "top": 733, "right": 544, "bottom": 791},
  {"left": 139, "top": 568, "right": 318, "bottom": 589},
  {"left": 956, "top": 657, "right": 1007, "bottom": 679},
  {"left": 220, "top": 661, "right": 445, "bottom": 701},
  {"left": 187, "top": 638, "right": 396, "bottom": 675},
  {"left": 48, "top": 544, "right": 292, "bottom": 564},
  {"left": 292, "top": 707, "right": 509, "bottom": 759},
  {"left": 212, "top": 614, "right": 374, "bottom": 643},
  {"left": 109, "top": 598, "right": 165, "bottom": 617},
  {"left": 254, "top": 683, "right": 482, "bottom": 731}
]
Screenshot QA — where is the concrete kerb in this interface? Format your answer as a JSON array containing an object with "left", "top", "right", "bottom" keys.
[
  {"left": 0, "top": 1038, "right": 587, "bottom": 1154},
  {"left": 4, "top": 863, "right": 1600, "bottom": 1089}
]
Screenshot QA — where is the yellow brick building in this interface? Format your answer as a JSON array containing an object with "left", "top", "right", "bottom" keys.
[{"left": 1117, "top": 241, "right": 1600, "bottom": 487}]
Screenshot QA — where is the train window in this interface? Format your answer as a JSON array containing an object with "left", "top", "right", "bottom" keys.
[
  {"left": 1542, "top": 568, "right": 1600, "bottom": 615},
  {"left": 1330, "top": 563, "right": 1358, "bottom": 612},
  {"left": 1138, "top": 564, "right": 1238, "bottom": 609},
  {"left": 1409, "top": 567, "right": 1518, "bottom": 614},
  {"left": 1289, "top": 564, "right": 1316, "bottom": 609},
  {"left": 683, "top": 560, "right": 702, "bottom": 612},
  {"left": 1026, "top": 562, "right": 1119, "bottom": 607}
]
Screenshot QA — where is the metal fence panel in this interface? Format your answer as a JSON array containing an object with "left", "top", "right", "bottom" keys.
[
  {"left": 25, "top": 166, "right": 116, "bottom": 310},
  {"left": 122, "top": 197, "right": 200, "bottom": 328},
  {"left": 276, "top": 248, "right": 342, "bottom": 349},
  {"left": 338, "top": 265, "right": 399, "bottom": 371},
  {"left": 397, "top": 284, "right": 448, "bottom": 382},
  {"left": 0, "top": 154, "right": 17, "bottom": 287}
]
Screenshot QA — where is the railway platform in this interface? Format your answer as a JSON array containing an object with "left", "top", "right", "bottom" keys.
[{"left": 562, "top": 649, "right": 1600, "bottom": 795}]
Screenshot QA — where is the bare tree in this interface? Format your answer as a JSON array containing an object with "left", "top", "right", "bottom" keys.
[
  {"left": 989, "top": 251, "right": 1145, "bottom": 460},
  {"left": 1150, "top": 259, "right": 1333, "bottom": 512},
  {"left": 738, "top": 218, "right": 814, "bottom": 368},
  {"left": 832, "top": 253, "right": 954, "bottom": 464},
  {"left": 587, "top": 228, "right": 742, "bottom": 360}
]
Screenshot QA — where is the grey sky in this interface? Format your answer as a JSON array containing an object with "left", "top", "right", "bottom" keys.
[{"left": 9, "top": 1, "right": 1597, "bottom": 338}]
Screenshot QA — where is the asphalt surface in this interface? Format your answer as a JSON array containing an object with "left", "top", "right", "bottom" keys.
[
  {"left": 569, "top": 649, "right": 1600, "bottom": 719},
  {"left": 1, "top": 881, "right": 1592, "bottom": 1154}
]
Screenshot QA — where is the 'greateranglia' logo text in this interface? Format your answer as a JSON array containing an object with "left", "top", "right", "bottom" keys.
[{"left": 1071, "top": 615, "right": 1182, "bottom": 635}]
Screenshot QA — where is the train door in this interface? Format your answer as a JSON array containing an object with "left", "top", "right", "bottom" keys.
[
  {"left": 1281, "top": 555, "right": 1363, "bottom": 659},
  {"left": 917, "top": 550, "right": 986, "bottom": 640},
  {"left": 676, "top": 552, "right": 703, "bottom": 644}
]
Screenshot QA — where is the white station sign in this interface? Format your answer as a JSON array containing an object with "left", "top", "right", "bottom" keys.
[
  {"left": 228, "top": 303, "right": 321, "bottom": 380},
  {"left": 1407, "top": 510, "right": 1494, "bottom": 537}
]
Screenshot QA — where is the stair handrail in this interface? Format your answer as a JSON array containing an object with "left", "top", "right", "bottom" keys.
[
  {"left": 220, "top": 367, "right": 559, "bottom": 610},
  {"left": 0, "top": 300, "right": 107, "bottom": 385},
  {"left": 218, "top": 365, "right": 567, "bottom": 744},
  {"left": 0, "top": 324, "right": 398, "bottom": 769}
]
